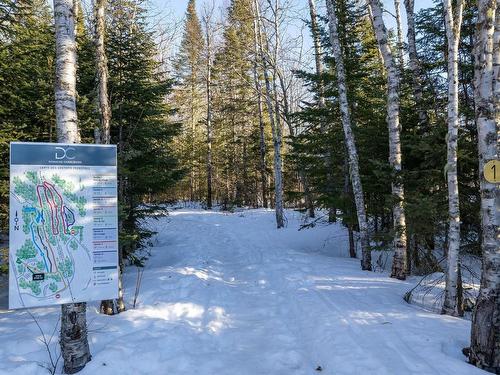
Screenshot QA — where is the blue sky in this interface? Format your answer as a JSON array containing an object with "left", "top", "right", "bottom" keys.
[
  {"left": 154, "top": 0, "right": 436, "bottom": 21},
  {"left": 150, "top": 0, "right": 437, "bottom": 67}
]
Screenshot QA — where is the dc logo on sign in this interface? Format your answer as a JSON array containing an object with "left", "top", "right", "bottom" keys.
[{"left": 55, "top": 147, "right": 76, "bottom": 160}]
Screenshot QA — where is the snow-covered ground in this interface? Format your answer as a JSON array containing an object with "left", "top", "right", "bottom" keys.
[{"left": 0, "top": 208, "right": 485, "bottom": 374}]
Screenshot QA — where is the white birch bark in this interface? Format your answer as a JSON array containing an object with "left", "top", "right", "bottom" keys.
[
  {"left": 326, "top": 0, "right": 371, "bottom": 270},
  {"left": 54, "top": 0, "right": 91, "bottom": 372},
  {"left": 393, "top": 0, "right": 404, "bottom": 68},
  {"left": 469, "top": 0, "right": 500, "bottom": 371},
  {"left": 366, "top": 0, "right": 408, "bottom": 280},
  {"left": 253, "top": 0, "right": 284, "bottom": 228},
  {"left": 442, "top": 0, "right": 464, "bottom": 317},
  {"left": 54, "top": 0, "right": 80, "bottom": 144}
]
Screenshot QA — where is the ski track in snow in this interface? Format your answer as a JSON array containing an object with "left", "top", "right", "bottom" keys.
[{"left": 0, "top": 208, "right": 486, "bottom": 374}]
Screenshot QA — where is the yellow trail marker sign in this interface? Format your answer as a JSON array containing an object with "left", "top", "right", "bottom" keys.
[{"left": 483, "top": 160, "right": 500, "bottom": 183}]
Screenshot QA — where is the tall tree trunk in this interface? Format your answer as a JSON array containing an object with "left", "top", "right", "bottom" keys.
[
  {"left": 204, "top": 13, "right": 213, "bottom": 210},
  {"left": 253, "top": 0, "right": 284, "bottom": 228},
  {"left": 343, "top": 148, "right": 357, "bottom": 259},
  {"left": 55, "top": 0, "right": 80, "bottom": 144},
  {"left": 326, "top": 0, "right": 371, "bottom": 271},
  {"left": 442, "top": 0, "right": 464, "bottom": 317},
  {"left": 469, "top": 0, "right": 499, "bottom": 372},
  {"left": 94, "top": 0, "right": 110, "bottom": 144},
  {"left": 190, "top": 85, "right": 196, "bottom": 202},
  {"left": 308, "top": 0, "right": 325, "bottom": 106},
  {"left": 404, "top": 0, "right": 428, "bottom": 127},
  {"left": 393, "top": 0, "right": 404, "bottom": 69},
  {"left": 254, "top": 66, "right": 269, "bottom": 209},
  {"left": 96, "top": 0, "right": 125, "bottom": 316},
  {"left": 54, "top": 0, "right": 91, "bottom": 372},
  {"left": 251, "top": 4, "right": 268, "bottom": 209},
  {"left": 367, "top": 0, "right": 407, "bottom": 280},
  {"left": 271, "top": 0, "right": 284, "bottom": 228}
]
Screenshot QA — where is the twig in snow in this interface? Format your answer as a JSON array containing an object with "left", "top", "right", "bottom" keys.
[
  {"left": 27, "top": 310, "right": 62, "bottom": 374},
  {"left": 133, "top": 266, "right": 145, "bottom": 309},
  {"left": 298, "top": 213, "right": 327, "bottom": 231}
]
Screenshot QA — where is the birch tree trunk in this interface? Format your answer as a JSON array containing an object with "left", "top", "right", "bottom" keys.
[
  {"left": 469, "top": 0, "right": 499, "bottom": 371},
  {"left": 326, "top": 0, "right": 371, "bottom": 270},
  {"left": 367, "top": 0, "right": 408, "bottom": 280},
  {"left": 55, "top": 0, "right": 80, "bottom": 144},
  {"left": 253, "top": 0, "right": 284, "bottom": 228},
  {"left": 404, "top": 0, "right": 427, "bottom": 127},
  {"left": 54, "top": 0, "right": 91, "bottom": 372},
  {"left": 393, "top": 0, "right": 404, "bottom": 69},
  {"left": 442, "top": 0, "right": 464, "bottom": 317}
]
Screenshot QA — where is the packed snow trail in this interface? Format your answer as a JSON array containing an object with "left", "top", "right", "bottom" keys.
[{"left": 0, "top": 208, "right": 486, "bottom": 374}]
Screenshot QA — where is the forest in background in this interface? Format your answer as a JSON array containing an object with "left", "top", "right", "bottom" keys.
[
  {"left": 163, "top": 0, "right": 482, "bottom": 295},
  {"left": 0, "top": 0, "right": 498, "bottom": 373}
]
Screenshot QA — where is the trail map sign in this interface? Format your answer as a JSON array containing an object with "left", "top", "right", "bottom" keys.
[{"left": 9, "top": 142, "right": 118, "bottom": 309}]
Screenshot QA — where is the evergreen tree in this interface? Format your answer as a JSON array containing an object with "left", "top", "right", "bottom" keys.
[
  {"left": 290, "top": 0, "right": 388, "bottom": 259},
  {"left": 106, "top": 0, "right": 182, "bottom": 257},
  {"left": 173, "top": 0, "right": 206, "bottom": 203},
  {"left": 210, "top": 0, "right": 266, "bottom": 208},
  {"left": 0, "top": 0, "right": 55, "bottom": 230}
]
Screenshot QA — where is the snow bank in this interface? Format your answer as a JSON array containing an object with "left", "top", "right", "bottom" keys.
[{"left": 0, "top": 208, "right": 486, "bottom": 374}]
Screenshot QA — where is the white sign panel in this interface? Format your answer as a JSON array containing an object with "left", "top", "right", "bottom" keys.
[{"left": 9, "top": 142, "right": 118, "bottom": 309}]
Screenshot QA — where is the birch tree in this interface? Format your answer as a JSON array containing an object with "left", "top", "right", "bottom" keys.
[
  {"left": 253, "top": 0, "right": 284, "bottom": 228},
  {"left": 469, "top": 0, "right": 499, "bottom": 371},
  {"left": 54, "top": 0, "right": 79, "bottom": 144},
  {"left": 366, "top": 0, "right": 407, "bottom": 280},
  {"left": 325, "top": 0, "right": 371, "bottom": 270},
  {"left": 54, "top": 0, "right": 91, "bottom": 372},
  {"left": 442, "top": 0, "right": 464, "bottom": 317},
  {"left": 393, "top": 0, "right": 404, "bottom": 69}
]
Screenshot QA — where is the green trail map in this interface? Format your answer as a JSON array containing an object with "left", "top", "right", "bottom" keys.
[{"left": 11, "top": 171, "right": 91, "bottom": 305}]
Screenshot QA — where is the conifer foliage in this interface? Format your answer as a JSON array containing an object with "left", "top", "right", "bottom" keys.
[{"left": 0, "top": 0, "right": 182, "bottom": 275}]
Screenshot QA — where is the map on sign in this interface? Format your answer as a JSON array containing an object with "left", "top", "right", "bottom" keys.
[{"left": 9, "top": 142, "right": 118, "bottom": 309}]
